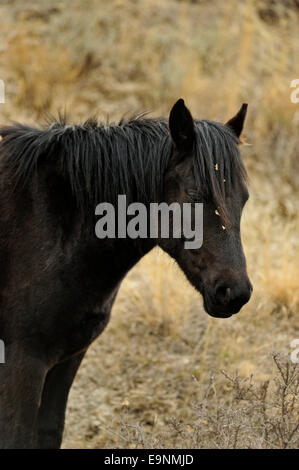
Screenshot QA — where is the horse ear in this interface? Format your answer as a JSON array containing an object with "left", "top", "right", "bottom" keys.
[
  {"left": 225, "top": 103, "right": 248, "bottom": 138},
  {"left": 169, "top": 99, "right": 195, "bottom": 152}
]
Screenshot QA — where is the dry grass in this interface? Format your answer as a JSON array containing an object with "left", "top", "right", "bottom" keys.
[
  {"left": 100, "top": 354, "right": 299, "bottom": 449},
  {"left": 0, "top": 0, "right": 298, "bottom": 448}
]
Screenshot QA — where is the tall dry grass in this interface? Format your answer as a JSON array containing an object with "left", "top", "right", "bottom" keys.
[{"left": 0, "top": 0, "right": 298, "bottom": 448}]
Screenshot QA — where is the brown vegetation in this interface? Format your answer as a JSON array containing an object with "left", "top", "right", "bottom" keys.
[{"left": 0, "top": 0, "right": 298, "bottom": 448}]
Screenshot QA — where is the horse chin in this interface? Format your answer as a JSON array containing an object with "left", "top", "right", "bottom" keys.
[{"left": 206, "top": 308, "right": 234, "bottom": 319}]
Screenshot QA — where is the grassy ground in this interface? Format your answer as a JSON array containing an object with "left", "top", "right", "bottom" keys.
[{"left": 0, "top": 0, "right": 298, "bottom": 448}]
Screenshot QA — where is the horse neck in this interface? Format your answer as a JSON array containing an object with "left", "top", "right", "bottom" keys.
[{"left": 76, "top": 121, "right": 167, "bottom": 285}]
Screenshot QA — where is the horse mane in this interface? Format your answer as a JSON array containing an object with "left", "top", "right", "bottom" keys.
[{"left": 0, "top": 115, "right": 247, "bottom": 220}]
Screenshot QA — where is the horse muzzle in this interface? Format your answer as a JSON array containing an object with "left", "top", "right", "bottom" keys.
[{"left": 203, "top": 280, "right": 253, "bottom": 318}]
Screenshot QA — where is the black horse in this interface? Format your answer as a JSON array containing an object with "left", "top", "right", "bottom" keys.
[{"left": 0, "top": 99, "right": 252, "bottom": 448}]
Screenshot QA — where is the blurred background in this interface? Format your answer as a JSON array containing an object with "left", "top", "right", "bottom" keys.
[{"left": 0, "top": 0, "right": 298, "bottom": 448}]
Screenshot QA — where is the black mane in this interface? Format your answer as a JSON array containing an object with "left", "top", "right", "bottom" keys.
[{"left": 0, "top": 116, "right": 247, "bottom": 218}]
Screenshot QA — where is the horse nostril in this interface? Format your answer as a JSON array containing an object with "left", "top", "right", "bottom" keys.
[
  {"left": 225, "top": 287, "right": 231, "bottom": 303},
  {"left": 215, "top": 285, "right": 231, "bottom": 305}
]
